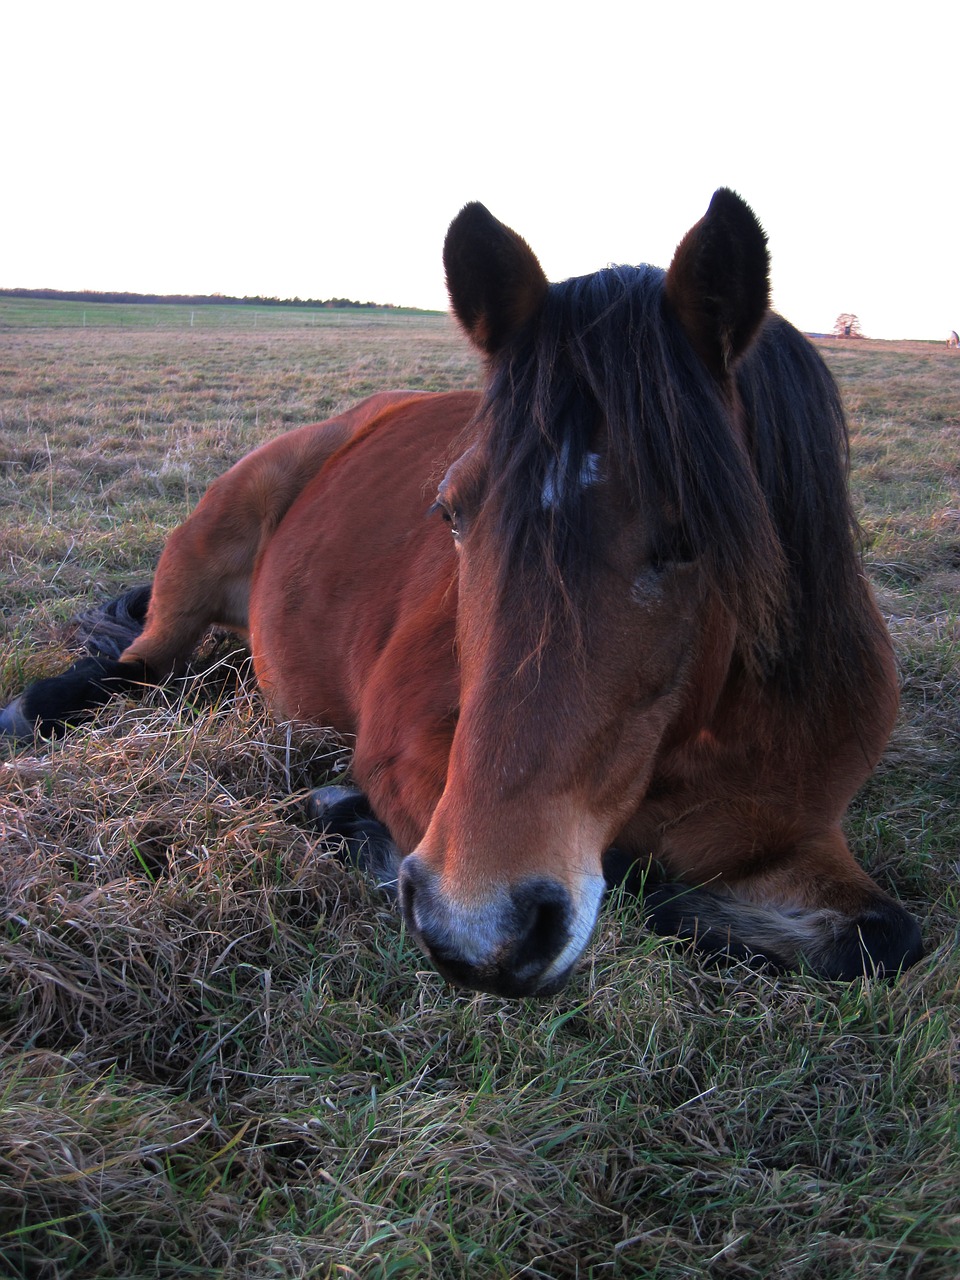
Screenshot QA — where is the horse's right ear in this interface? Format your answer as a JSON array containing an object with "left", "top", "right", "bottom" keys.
[{"left": 443, "top": 203, "right": 548, "bottom": 356}]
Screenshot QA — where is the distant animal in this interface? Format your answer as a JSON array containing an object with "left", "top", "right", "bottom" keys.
[
  {"left": 948, "top": 330, "right": 959, "bottom": 348},
  {"left": 1, "top": 190, "right": 922, "bottom": 995}
]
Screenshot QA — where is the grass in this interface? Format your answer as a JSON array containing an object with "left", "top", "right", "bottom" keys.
[
  {"left": 0, "top": 297, "right": 441, "bottom": 330},
  {"left": 0, "top": 316, "right": 958, "bottom": 1278}
]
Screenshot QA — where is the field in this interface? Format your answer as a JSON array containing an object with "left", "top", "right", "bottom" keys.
[
  {"left": 0, "top": 297, "right": 438, "bottom": 330},
  {"left": 1, "top": 304, "right": 958, "bottom": 1279}
]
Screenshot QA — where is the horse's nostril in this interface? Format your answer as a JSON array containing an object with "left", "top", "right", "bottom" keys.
[
  {"left": 510, "top": 881, "right": 573, "bottom": 977},
  {"left": 517, "top": 900, "right": 564, "bottom": 968}
]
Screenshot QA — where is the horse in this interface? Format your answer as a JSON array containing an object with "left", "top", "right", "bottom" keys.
[{"left": 1, "top": 189, "right": 922, "bottom": 996}]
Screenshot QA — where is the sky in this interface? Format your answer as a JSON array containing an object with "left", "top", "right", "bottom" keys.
[{"left": 6, "top": 1, "right": 958, "bottom": 340}]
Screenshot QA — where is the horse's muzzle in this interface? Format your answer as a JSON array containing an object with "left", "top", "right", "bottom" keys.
[{"left": 398, "top": 854, "right": 597, "bottom": 997}]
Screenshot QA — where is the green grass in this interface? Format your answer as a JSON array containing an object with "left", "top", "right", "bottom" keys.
[
  {"left": 0, "top": 297, "right": 442, "bottom": 330},
  {"left": 0, "top": 325, "right": 958, "bottom": 1278}
]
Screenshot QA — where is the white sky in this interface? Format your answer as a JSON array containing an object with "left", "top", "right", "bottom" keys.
[{"left": 6, "top": 1, "right": 958, "bottom": 339}]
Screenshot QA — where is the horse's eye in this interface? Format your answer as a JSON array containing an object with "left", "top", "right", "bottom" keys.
[{"left": 430, "top": 497, "right": 461, "bottom": 539}]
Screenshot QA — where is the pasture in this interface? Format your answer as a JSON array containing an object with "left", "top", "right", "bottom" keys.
[{"left": 0, "top": 305, "right": 958, "bottom": 1278}]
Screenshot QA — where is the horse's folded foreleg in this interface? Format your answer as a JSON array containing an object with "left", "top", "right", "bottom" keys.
[{"left": 641, "top": 828, "right": 922, "bottom": 979}]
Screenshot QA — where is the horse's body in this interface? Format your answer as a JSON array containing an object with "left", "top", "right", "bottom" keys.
[{"left": 2, "top": 191, "right": 922, "bottom": 995}]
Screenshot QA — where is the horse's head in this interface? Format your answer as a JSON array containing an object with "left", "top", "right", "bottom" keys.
[{"left": 399, "top": 191, "right": 780, "bottom": 995}]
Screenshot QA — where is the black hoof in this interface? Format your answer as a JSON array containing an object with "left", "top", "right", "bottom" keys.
[
  {"left": 602, "top": 847, "right": 654, "bottom": 897},
  {"left": 305, "top": 784, "right": 371, "bottom": 826},
  {"left": 305, "top": 785, "right": 403, "bottom": 897},
  {"left": 826, "top": 903, "right": 923, "bottom": 980},
  {"left": 0, "top": 695, "right": 35, "bottom": 741},
  {"left": 1, "top": 584, "right": 153, "bottom": 745}
]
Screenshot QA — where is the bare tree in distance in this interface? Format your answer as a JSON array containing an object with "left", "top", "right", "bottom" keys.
[{"left": 833, "top": 313, "right": 865, "bottom": 339}]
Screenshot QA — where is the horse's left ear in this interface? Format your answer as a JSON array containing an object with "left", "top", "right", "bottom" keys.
[
  {"left": 444, "top": 203, "right": 549, "bottom": 356},
  {"left": 665, "top": 189, "right": 770, "bottom": 378}
]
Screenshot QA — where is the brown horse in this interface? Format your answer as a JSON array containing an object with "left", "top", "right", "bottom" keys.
[{"left": 1, "top": 190, "right": 922, "bottom": 995}]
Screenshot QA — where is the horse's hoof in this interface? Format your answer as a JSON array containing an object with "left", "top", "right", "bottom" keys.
[
  {"left": 304, "top": 785, "right": 402, "bottom": 897},
  {"left": 0, "top": 695, "right": 35, "bottom": 741},
  {"left": 305, "top": 784, "right": 369, "bottom": 826}
]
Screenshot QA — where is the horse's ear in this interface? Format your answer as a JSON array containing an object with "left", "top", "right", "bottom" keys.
[
  {"left": 444, "top": 203, "right": 549, "bottom": 356},
  {"left": 665, "top": 189, "right": 770, "bottom": 378}
]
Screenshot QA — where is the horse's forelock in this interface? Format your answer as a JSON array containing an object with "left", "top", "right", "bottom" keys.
[{"left": 470, "top": 265, "right": 786, "bottom": 661}]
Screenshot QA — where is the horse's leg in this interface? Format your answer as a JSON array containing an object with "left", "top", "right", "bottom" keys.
[
  {"left": 0, "top": 474, "right": 279, "bottom": 740},
  {"left": 0, "top": 487, "right": 265, "bottom": 740},
  {"left": 120, "top": 394, "right": 418, "bottom": 682},
  {"left": 304, "top": 688, "right": 455, "bottom": 902},
  {"left": 2, "top": 394, "right": 416, "bottom": 741},
  {"left": 643, "top": 826, "right": 922, "bottom": 978},
  {"left": 301, "top": 603, "right": 459, "bottom": 900},
  {"left": 0, "top": 585, "right": 154, "bottom": 738},
  {"left": 301, "top": 622, "right": 459, "bottom": 899}
]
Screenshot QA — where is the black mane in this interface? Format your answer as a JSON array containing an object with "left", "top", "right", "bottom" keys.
[
  {"left": 737, "top": 315, "right": 888, "bottom": 706},
  {"left": 473, "top": 265, "right": 882, "bottom": 707}
]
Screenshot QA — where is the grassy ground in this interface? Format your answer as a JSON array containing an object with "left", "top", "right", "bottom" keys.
[
  {"left": 0, "top": 298, "right": 440, "bottom": 330},
  {"left": 0, "top": 315, "right": 957, "bottom": 1279}
]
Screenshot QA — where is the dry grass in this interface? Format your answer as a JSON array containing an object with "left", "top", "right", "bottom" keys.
[{"left": 1, "top": 319, "right": 958, "bottom": 1278}]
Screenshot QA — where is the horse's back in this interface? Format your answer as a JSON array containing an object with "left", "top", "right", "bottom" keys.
[
  {"left": 116, "top": 391, "right": 443, "bottom": 679},
  {"left": 196, "top": 389, "right": 434, "bottom": 540}
]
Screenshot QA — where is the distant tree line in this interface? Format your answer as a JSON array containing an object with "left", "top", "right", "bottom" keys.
[{"left": 0, "top": 287, "right": 399, "bottom": 310}]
